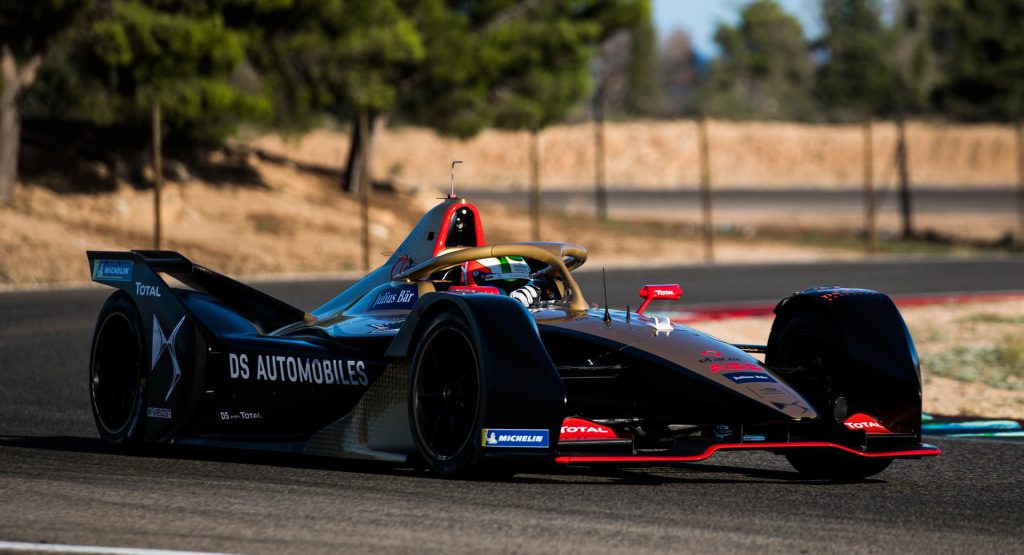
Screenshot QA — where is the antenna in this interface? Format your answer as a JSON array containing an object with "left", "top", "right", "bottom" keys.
[
  {"left": 602, "top": 267, "right": 611, "bottom": 327},
  {"left": 449, "top": 160, "right": 463, "bottom": 199}
]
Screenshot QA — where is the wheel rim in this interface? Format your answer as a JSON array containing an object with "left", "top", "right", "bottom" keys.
[
  {"left": 92, "top": 312, "right": 142, "bottom": 436},
  {"left": 413, "top": 326, "right": 480, "bottom": 461}
]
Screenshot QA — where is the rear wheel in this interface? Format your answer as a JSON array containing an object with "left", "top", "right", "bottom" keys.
[
  {"left": 409, "top": 310, "right": 484, "bottom": 476},
  {"left": 771, "top": 312, "right": 892, "bottom": 480},
  {"left": 90, "top": 291, "right": 147, "bottom": 448}
]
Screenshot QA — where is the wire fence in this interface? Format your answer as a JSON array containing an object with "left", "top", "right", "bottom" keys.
[{"left": 149, "top": 118, "right": 1024, "bottom": 269}]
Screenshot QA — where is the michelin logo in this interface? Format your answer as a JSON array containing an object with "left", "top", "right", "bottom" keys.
[
  {"left": 93, "top": 259, "right": 133, "bottom": 282},
  {"left": 481, "top": 428, "right": 550, "bottom": 448}
]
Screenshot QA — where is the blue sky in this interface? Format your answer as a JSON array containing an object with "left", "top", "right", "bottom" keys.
[{"left": 652, "top": 0, "right": 824, "bottom": 58}]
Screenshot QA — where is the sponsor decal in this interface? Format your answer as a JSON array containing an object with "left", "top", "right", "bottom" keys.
[
  {"left": 844, "top": 413, "right": 892, "bottom": 434},
  {"left": 134, "top": 281, "right": 161, "bottom": 297},
  {"left": 147, "top": 407, "right": 172, "bottom": 419},
  {"left": 639, "top": 284, "right": 683, "bottom": 300},
  {"left": 227, "top": 352, "right": 368, "bottom": 386},
  {"left": 219, "top": 410, "right": 263, "bottom": 421},
  {"left": 817, "top": 288, "right": 874, "bottom": 302},
  {"left": 561, "top": 425, "right": 611, "bottom": 435},
  {"left": 697, "top": 352, "right": 750, "bottom": 367},
  {"left": 370, "top": 286, "right": 417, "bottom": 310},
  {"left": 722, "top": 371, "right": 777, "bottom": 384},
  {"left": 771, "top": 399, "right": 814, "bottom": 415},
  {"left": 481, "top": 428, "right": 550, "bottom": 448},
  {"left": 747, "top": 384, "right": 789, "bottom": 398},
  {"left": 709, "top": 361, "right": 764, "bottom": 373},
  {"left": 92, "top": 259, "right": 133, "bottom": 282},
  {"left": 558, "top": 417, "right": 623, "bottom": 442},
  {"left": 152, "top": 315, "right": 186, "bottom": 401},
  {"left": 368, "top": 321, "right": 405, "bottom": 334}
]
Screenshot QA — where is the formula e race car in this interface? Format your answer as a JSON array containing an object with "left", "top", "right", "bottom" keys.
[{"left": 87, "top": 195, "right": 939, "bottom": 480}]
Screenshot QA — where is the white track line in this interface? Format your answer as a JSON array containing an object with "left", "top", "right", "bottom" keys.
[{"left": 0, "top": 541, "right": 238, "bottom": 555}]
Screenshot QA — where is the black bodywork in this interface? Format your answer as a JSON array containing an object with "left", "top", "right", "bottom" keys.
[{"left": 86, "top": 197, "right": 938, "bottom": 475}]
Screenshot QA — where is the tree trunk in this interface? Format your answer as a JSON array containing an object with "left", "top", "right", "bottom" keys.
[
  {"left": 0, "top": 48, "right": 42, "bottom": 206},
  {"left": 0, "top": 57, "right": 18, "bottom": 206},
  {"left": 152, "top": 102, "right": 163, "bottom": 250},
  {"left": 342, "top": 110, "right": 381, "bottom": 195}
]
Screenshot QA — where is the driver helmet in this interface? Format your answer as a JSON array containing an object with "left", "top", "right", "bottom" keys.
[{"left": 462, "top": 256, "right": 531, "bottom": 292}]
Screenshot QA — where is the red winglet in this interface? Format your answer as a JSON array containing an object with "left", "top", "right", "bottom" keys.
[
  {"left": 637, "top": 284, "right": 683, "bottom": 314},
  {"left": 559, "top": 417, "right": 628, "bottom": 442}
]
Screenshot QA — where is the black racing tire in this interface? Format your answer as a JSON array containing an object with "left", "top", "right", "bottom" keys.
[
  {"left": 409, "top": 309, "right": 485, "bottom": 476},
  {"left": 89, "top": 290, "right": 147, "bottom": 448},
  {"left": 770, "top": 311, "right": 892, "bottom": 481}
]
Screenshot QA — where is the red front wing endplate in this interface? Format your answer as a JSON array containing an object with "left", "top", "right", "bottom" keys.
[{"left": 554, "top": 441, "right": 941, "bottom": 465}]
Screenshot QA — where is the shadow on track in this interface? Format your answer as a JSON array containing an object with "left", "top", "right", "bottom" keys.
[{"left": 0, "top": 435, "right": 879, "bottom": 486}]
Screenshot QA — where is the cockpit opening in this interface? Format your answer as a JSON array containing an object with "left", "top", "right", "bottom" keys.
[{"left": 445, "top": 207, "right": 478, "bottom": 248}]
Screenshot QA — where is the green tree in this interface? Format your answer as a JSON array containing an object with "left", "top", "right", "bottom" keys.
[
  {"left": 622, "top": 0, "right": 662, "bottom": 116},
  {"left": 927, "top": 0, "right": 1024, "bottom": 121},
  {"left": 0, "top": 0, "right": 89, "bottom": 205},
  {"left": 700, "top": 0, "right": 815, "bottom": 120},
  {"left": 814, "top": 0, "right": 899, "bottom": 120},
  {"left": 235, "top": 0, "right": 640, "bottom": 193},
  {"left": 659, "top": 29, "right": 701, "bottom": 118},
  {"left": 81, "top": 1, "right": 267, "bottom": 141},
  {"left": 229, "top": 0, "right": 427, "bottom": 192}
]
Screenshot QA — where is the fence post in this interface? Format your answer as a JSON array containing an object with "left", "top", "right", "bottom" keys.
[
  {"left": 359, "top": 111, "right": 372, "bottom": 271},
  {"left": 896, "top": 115, "right": 913, "bottom": 239},
  {"left": 530, "top": 128, "right": 541, "bottom": 241},
  {"left": 593, "top": 83, "right": 608, "bottom": 222},
  {"left": 152, "top": 102, "right": 162, "bottom": 250},
  {"left": 863, "top": 118, "right": 876, "bottom": 252},
  {"left": 1017, "top": 119, "right": 1024, "bottom": 248},
  {"left": 697, "top": 115, "right": 714, "bottom": 262}
]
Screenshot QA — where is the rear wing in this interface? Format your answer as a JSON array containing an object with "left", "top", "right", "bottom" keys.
[{"left": 88, "top": 250, "right": 308, "bottom": 334}]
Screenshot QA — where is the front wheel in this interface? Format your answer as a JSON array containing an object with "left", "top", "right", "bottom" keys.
[
  {"left": 409, "top": 310, "right": 485, "bottom": 476},
  {"left": 89, "top": 291, "right": 147, "bottom": 448},
  {"left": 770, "top": 311, "right": 892, "bottom": 480},
  {"left": 785, "top": 451, "right": 892, "bottom": 481}
]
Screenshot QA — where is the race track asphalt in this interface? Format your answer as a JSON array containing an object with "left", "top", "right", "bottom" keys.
[{"left": 1, "top": 259, "right": 1022, "bottom": 554}]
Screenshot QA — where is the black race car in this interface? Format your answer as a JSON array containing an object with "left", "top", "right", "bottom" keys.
[{"left": 87, "top": 195, "right": 938, "bottom": 479}]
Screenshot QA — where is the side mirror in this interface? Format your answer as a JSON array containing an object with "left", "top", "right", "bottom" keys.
[{"left": 637, "top": 284, "right": 682, "bottom": 315}]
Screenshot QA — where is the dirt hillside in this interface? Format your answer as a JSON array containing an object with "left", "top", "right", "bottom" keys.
[{"left": 0, "top": 153, "right": 864, "bottom": 286}]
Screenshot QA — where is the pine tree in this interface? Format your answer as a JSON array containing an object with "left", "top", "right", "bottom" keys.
[{"left": 700, "top": 0, "right": 815, "bottom": 120}]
